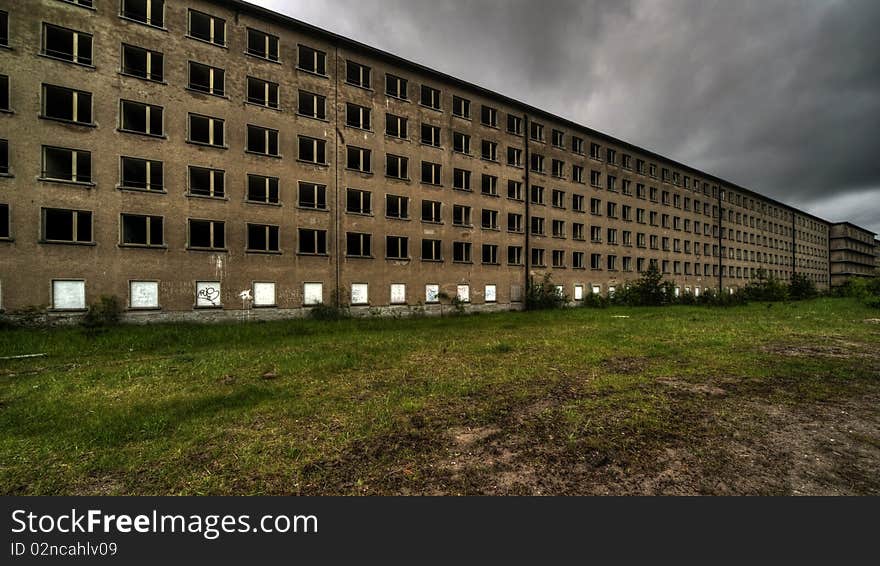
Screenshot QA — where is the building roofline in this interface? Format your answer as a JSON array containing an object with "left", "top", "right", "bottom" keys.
[
  {"left": 230, "top": 0, "right": 830, "bottom": 225},
  {"left": 830, "top": 221, "right": 878, "bottom": 235}
]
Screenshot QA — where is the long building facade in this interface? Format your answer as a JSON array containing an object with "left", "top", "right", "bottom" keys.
[{"left": 0, "top": 0, "right": 860, "bottom": 320}]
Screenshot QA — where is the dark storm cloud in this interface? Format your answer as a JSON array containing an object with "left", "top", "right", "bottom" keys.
[{"left": 253, "top": 0, "right": 880, "bottom": 233}]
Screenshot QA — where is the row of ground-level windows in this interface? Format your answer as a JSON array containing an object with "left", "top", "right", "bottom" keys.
[{"left": 35, "top": 279, "right": 725, "bottom": 313}]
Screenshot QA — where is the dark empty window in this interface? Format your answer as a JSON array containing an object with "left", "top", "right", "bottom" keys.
[
  {"left": 120, "top": 156, "right": 163, "bottom": 191},
  {"left": 247, "top": 175, "right": 279, "bottom": 204},
  {"left": 386, "top": 113, "right": 407, "bottom": 138},
  {"left": 1, "top": 74, "right": 8, "bottom": 110},
  {"left": 346, "top": 146, "right": 371, "bottom": 172},
  {"left": 0, "top": 139, "right": 8, "bottom": 175},
  {"left": 246, "top": 125, "right": 279, "bottom": 156},
  {"left": 189, "top": 61, "right": 224, "bottom": 95},
  {"left": 346, "top": 60, "right": 371, "bottom": 88},
  {"left": 421, "top": 161, "right": 441, "bottom": 185},
  {"left": 346, "top": 232, "right": 372, "bottom": 257},
  {"left": 121, "top": 0, "right": 164, "bottom": 27},
  {"left": 247, "top": 28, "right": 279, "bottom": 60},
  {"left": 298, "top": 91, "right": 325, "bottom": 119},
  {"left": 121, "top": 214, "right": 163, "bottom": 246},
  {"left": 453, "top": 205, "right": 471, "bottom": 226},
  {"left": 42, "top": 84, "right": 92, "bottom": 124},
  {"left": 386, "top": 154, "right": 408, "bottom": 179},
  {"left": 188, "top": 10, "right": 225, "bottom": 46},
  {"left": 386, "top": 194, "right": 408, "bottom": 219},
  {"left": 481, "top": 174, "right": 498, "bottom": 196},
  {"left": 0, "top": 12, "right": 7, "bottom": 47},
  {"left": 507, "top": 114, "right": 522, "bottom": 135},
  {"left": 421, "top": 239, "right": 441, "bottom": 261},
  {"left": 43, "top": 208, "right": 92, "bottom": 243},
  {"left": 188, "top": 220, "right": 224, "bottom": 249},
  {"left": 298, "top": 45, "right": 326, "bottom": 75},
  {"left": 421, "top": 200, "right": 441, "bottom": 223},
  {"left": 480, "top": 105, "right": 497, "bottom": 127},
  {"left": 453, "top": 132, "right": 470, "bottom": 154},
  {"left": 42, "top": 146, "right": 91, "bottom": 183},
  {"left": 298, "top": 228, "right": 327, "bottom": 254},
  {"left": 189, "top": 114, "right": 224, "bottom": 146},
  {"left": 481, "top": 140, "right": 497, "bottom": 161},
  {"left": 454, "top": 168, "right": 471, "bottom": 191},
  {"left": 298, "top": 136, "right": 326, "bottom": 163},
  {"left": 421, "top": 123, "right": 441, "bottom": 147},
  {"left": 346, "top": 103, "right": 371, "bottom": 130},
  {"left": 481, "top": 209, "right": 498, "bottom": 229},
  {"left": 386, "top": 74, "right": 407, "bottom": 99},
  {"left": 42, "top": 24, "right": 92, "bottom": 65},
  {"left": 453, "top": 242, "right": 471, "bottom": 263},
  {"left": 120, "top": 100, "right": 163, "bottom": 135},
  {"left": 121, "top": 44, "right": 163, "bottom": 81},
  {"left": 188, "top": 166, "right": 224, "bottom": 198},
  {"left": 482, "top": 244, "right": 498, "bottom": 265},
  {"left": 0, "top": 203, "right": 9, "bottom": 238},
  {"left": 346, "top": 188, "right": 372, "bottom": 214},
  {"left": 247, "top": 76, "right": 279, "bottom": 108},
  {"left": 247, "top": 224, "right": 280, "bottom": 252},
  {"left": 298, "top": 182, "right": 326, "bottom": 209},
  {"left": 452, "top": 96, "right": 470, "bottom": 118},
  {"left": 420, "top": 85, "right": 440, "bottom": 110},
  {"left": 386, "top": 236, "right": 408, "bottom": 259}
]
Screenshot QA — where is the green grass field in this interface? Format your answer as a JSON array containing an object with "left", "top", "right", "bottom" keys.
[{"left": 1, "top": 298, "right": 878, "bottom": 495}]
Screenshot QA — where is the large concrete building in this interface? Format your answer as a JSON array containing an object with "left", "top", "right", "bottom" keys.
[
  {"left": 0, "top": 0, "right": 858, "bottom": 320},
  {"left": 829, "top": 222, "right": 877, "bottom": 287}
]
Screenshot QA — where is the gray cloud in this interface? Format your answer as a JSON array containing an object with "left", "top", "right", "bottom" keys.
[{"left": 252, "top": 0, "right": 880, "bottom": 234}]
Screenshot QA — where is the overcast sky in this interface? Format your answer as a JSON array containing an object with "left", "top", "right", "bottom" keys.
[{"left": 252, "top": 0, "right": 880, "bottom": 235}]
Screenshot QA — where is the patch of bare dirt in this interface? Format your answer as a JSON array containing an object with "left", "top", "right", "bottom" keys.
[
  {"left": 761, "top": 339, "right": 878, "bottom": 360},
  {"left": 602, "top": 356, "right": 651, "bottom": 374},
  {"left": 656, "top": 376, "right": 728, "bottom": 397},
  {"left": 420, "top": 383, "right": 880, "bottom": 495}
]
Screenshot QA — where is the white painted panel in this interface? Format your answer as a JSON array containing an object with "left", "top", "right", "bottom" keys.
[
  {"left": 351, "top": 283, "right": 368, "bottom": 305},
  {"left": 591, "top": 284, "right": 601, "bottom": 295},
  {"left": 253, "top": 282, "right": 276, "bottom": 306},
  {"left": 554, "top": 285, "right": 564, "bottom": 297},
  {"left": 53, "top": 280, "right": 85, "bottom": 310},
  {"left": 484, "top": 284, "right": 497, "bottom": 303},
  {"left": 196, "top": 281, "right": 222, "bottom": 307},
  {"left": 456, "top": 284, "right": 469, "bottom": 303},
  {"left": 303, "top": 282, "right": 323, "bottom": 305},
  {"left": 390, "top": 283, "right": 406, "bottom": 304},
  {"left": 130, "top": 281, "right": 159, "bottom": 309},
  {"left": 574, "top": 285, "right": 584, "bottom": 300},
  {"left": 425, "top": 284, "right": 439, "bottom": 303}
]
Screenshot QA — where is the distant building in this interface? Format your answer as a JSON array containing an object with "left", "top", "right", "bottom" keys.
[
  {"left": 829, "top": 223, "right": 877, "bottom": 287},
  {"left": 0, "top": 0, "right": 839, "bottom": 319}
]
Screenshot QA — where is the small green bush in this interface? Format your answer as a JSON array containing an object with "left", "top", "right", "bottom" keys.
[
  {"left": 741, "top": 269, "right": 788, "bottom": 302},
  {"left": 582, "top": 292, "right": 609, "bottom": 309},
  {"left": 526, "top": 274, "right": 568, "bottom": 310},
  {"left": 308, "top": 289, "right": 351, "bottom": 320},
  {"left": 82, "top": 295, "right": 122, "bottom": 328},
  {"left": 611, "top": 264, "right": 677, "bottom": 306},
  {"left": 788, "top": 273, "right": 818, "bottom": 301}
]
